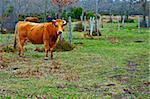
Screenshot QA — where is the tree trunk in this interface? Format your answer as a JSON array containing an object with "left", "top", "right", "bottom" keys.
[
  {"left": 57, "top": 6, "right": 63, "bottom": 19},
  {"left": 44, "top": 0, "right": 48, "bottom": 22},
  {"left": 1, "top": 0, "right": 4, "bottom": 33},
  {"left": 126, "top": 15, "right": 129, "bottom": 20},
  {"left": 143, "top": 0, "right": 146, "bottom": 22},
  {"left": 141, "top": 0, "right": 147, "bottom": 27}
]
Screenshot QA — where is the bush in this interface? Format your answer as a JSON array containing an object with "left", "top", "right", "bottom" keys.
[
  {"left": 74, "top": 22, "right": 84, "bottom": 32},
  {"left": 86, "top": 11, "right": 95, "bottom": 19},
  {"left": 54, "top": 39, "right": 74, "bottom": 51},
  {"left": 70, "top": 7, "right": 83, "bottom": 20},
  {"left": 124, "top": 19, "right": 134, "bottom": 23}
]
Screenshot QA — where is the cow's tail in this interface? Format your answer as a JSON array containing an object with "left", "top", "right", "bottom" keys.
[{"left": 13, "top": 23, "right": 18, "bottom": 49}]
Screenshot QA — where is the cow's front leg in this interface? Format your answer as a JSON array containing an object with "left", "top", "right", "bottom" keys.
[{"left": 44, "top": 40, "right": 49, "bottom": 60}]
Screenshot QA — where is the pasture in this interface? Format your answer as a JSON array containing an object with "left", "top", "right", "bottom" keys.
[{"left": 0, "top": 21, "right": 149, "bottom": 98}]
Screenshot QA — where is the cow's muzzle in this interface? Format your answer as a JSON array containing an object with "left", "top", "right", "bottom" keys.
[{"left": 57, "top": 31, "right": 62, "bottom": 35}]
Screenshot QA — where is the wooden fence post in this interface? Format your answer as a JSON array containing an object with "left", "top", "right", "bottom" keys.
[
  {"left": 101, "top": 16, "right": 104, "bottom": 28},
  {"left": 111, "top": 15, "right": 114, "bottom": 29},
  {"left": 117, "top": 16, "right": 120, "bottom": 31},
  {"left": 99, "top": 15, "right": 101, "bottom": 28},
  {"left": 122, "top": 15, "right": 125, "bottom": 28},
  {"left": 68, "top": 16, "right": 72, "bottom": 45},
  {"left": 84, "top": 16, "right": 87, "bottom": 32},
  {"left": 96, "top": 18, "right": 99, "bottom": 36},
  {"left": 138, "top": 16, "right": 140, "bottom": 33}
]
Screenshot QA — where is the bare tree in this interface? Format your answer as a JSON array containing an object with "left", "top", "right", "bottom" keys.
[
  {"left": 51, "top": 0, "right": 79, "bottom": 18},
  {"left": 141, "top": 0, "right": 148, "bottom": 27},
  {"left": 0, "top": 0, "right": 4, "bottom": 32}
]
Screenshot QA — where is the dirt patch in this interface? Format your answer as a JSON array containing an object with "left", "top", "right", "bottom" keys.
[
  {"left": 60, "top": 72, "right": 80, "bottom": 81},
  {"left": 15, "top": 68, "right": 43, "bottom": 78},
  {"left": 48, "top": 60, "right": 61, "bottom": 73},
  {"left": 107, "top": 37, "right": 119, "bottom": 44},
  {"left": 0, "top": 45, "right": 15, "bottom": 53},
  {"left": 94, "top": 83, "right": 116, "bottom": 88},
  {"left": 126, "top": 61, "right": 138, "bottom": 72},
  {"left": 143, "top": 81, "right": 150, "bottom": 86},
  {"left": 123, "top": 88, "right": 132, "bottom": 94},
  {"left": 0, "top": 62, "right": 8, "bottom": 70},
  {"left": 84, "top": 33, "right": 93, "bottom": 39},
  {"left": 0, "top": 56, "right": 10, "bottom": 70},
  {"left": 0, "top": 88, "right": 16, "bottom": 96},
  {"left": 109, "top": 74, "right": 129, "bottom": 84}
]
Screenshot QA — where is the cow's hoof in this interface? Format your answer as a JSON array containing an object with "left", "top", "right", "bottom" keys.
[{"left": 44, "top": 57, "right": 48, "bottom": 60}]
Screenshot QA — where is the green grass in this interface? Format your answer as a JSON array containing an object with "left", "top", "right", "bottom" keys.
[{"left": 0, "top": 21, "right": 149, "bottom": 98}]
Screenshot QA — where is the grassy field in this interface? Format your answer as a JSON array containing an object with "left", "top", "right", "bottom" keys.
[{"left": 0, "top": 21, "right": 149, "bottom": 98}]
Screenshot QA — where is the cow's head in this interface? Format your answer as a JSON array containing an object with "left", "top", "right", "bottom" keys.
[{"left": 52, "top": 19, "right": 67, "bottom": 35}]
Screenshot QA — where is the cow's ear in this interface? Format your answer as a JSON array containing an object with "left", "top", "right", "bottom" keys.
[{"left": 63, "top": 20, "right": 67, "bottom": 26}]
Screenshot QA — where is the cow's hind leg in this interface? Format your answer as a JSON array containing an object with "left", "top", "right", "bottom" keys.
[
  {"left": 50, "top": 48, "right": 54, "bottom": 60},
  {"left": 44, "top": 40, "right": 49, "bottom": 60},
  {"left": 18, "top": 38, "right": 26, "bottom": 57}
]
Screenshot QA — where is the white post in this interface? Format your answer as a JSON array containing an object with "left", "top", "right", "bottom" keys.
[
  {"left": 69, "top": 16, "right": 72, "bottom": 45},
  {"left": 138, "top": 16, "right": 140, "bottom": 33},
  {"left": 146, "top": 17, "right": 149, "bottom": 27},
  {"left": 89, "top": 17, "right": 94, "bottom": 36},
  {"left": 117, "top": 16, "right": 120, "bottom": 31},
  {"left": 80, "top": 15, "right": 83, "bottom": 22},
  {"left": 122, "top": 15, "right": 125, "bottom": 28},
  {"left": 84, "top": 16, "right": 86, "bottom": 32}
]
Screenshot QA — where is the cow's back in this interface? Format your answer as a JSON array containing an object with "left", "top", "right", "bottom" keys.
[
  {"left": 17, "top": 21, "right": 30, "bottom": 38},
  {"left": 27, "top": 24, "right": 45, "bottom": 44},
  {"left": 16, "top": 21, "right": 43, "bottom": 43}
]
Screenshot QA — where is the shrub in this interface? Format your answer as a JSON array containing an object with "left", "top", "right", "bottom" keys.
[
  {"left": 86, "top": 11, "right": 95, "bottom": 19},
  {"left": 124, "top": 19, "right": 134, "bottom": 23},
  {"left": 70, "top": 7, "right": 83, "bottom": 20},
  {"left": 54, "top": 38, "right": 74, "bottom": 51}
]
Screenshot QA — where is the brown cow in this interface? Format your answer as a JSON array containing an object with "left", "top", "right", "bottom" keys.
[
  {"left": 24, "top": 17, "right": 40, "bottom": 22},
  {"left": 13, "top": 19, "right": 67, "bottom": 60}
]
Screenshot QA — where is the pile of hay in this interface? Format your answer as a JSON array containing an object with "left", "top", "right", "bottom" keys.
[
  {"left": 74, "top": 22, "right": 84, "bottom": 32},
  {"left": 91, "top": 30, "right": 102, "bottom": 36},
  {"left": 54, "top": 38, "right": 74, "bottom": 51}
]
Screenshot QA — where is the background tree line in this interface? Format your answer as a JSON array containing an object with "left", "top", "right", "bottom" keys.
[{"left": 0, "top": 0, "right": 149, "bottom": 32}]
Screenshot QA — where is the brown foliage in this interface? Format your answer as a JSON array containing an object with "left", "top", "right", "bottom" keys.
[{"left": 52, "top": 0, "right": 78, "bottom": 7}]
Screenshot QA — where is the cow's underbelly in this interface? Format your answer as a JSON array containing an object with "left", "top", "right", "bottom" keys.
[
  {"left": 27, "top": 31, "right": 44, "bottom": 44},
  {"left": 29, "top": 39, "right": 43, "bottom": 44}
]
